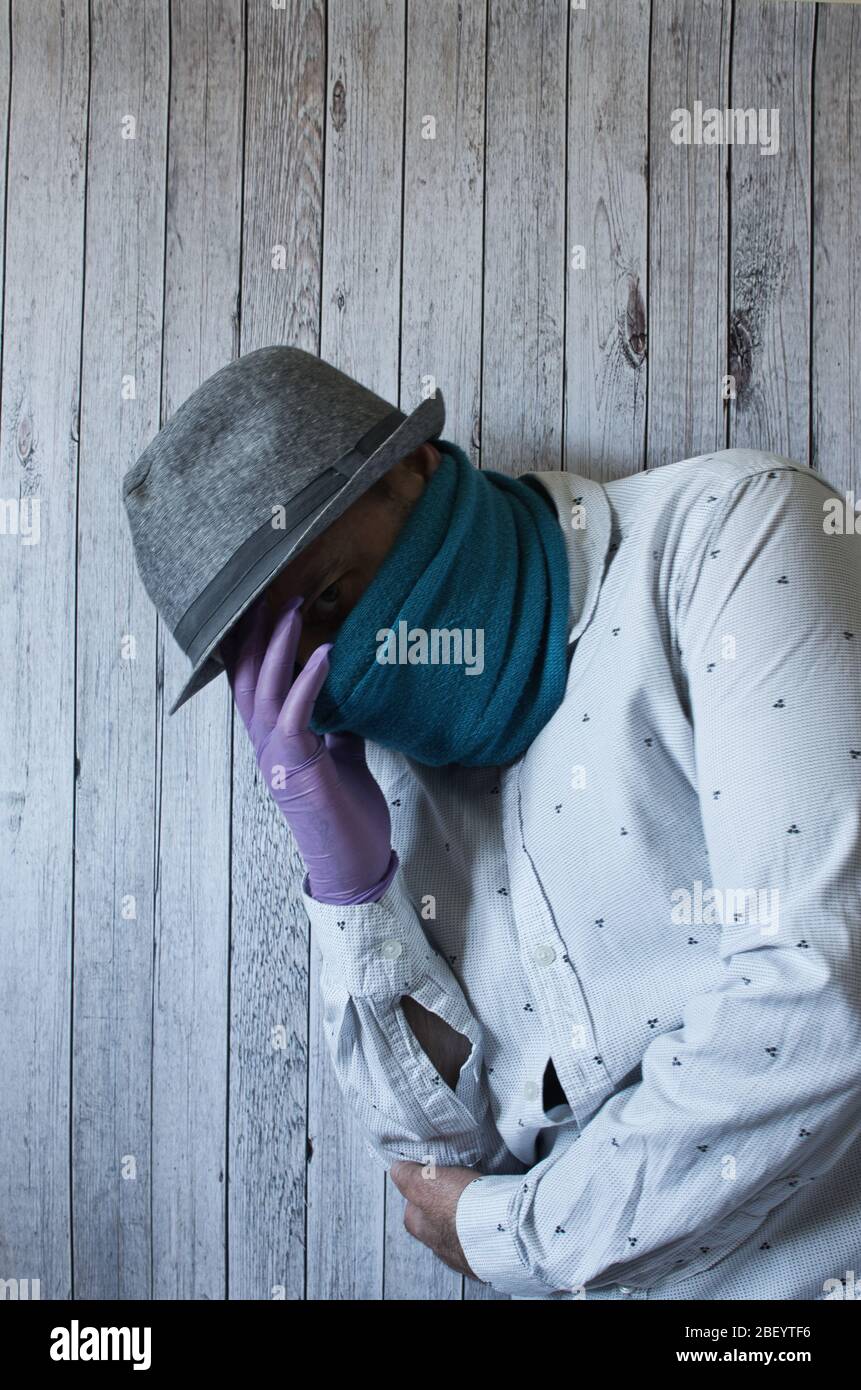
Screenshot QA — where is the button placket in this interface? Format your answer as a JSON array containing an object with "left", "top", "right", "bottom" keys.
[
  {"left": 514, "top": 761, "right": 623, "bottom": 1128},
  {"left": 503, "top": 768, "right": 615, "bottom": 1127}
]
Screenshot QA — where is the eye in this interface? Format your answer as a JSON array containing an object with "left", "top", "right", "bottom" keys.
[{"left": 308, "top": 581, "right": 343, "bottom": 622}]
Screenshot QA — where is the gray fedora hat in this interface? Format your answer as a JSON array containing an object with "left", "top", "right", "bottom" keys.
[{"left": 122, "top": 345, "right": 445, "bottom": 714}]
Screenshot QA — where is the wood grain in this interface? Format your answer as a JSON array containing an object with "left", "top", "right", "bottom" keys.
[
  {"left": 812, "top": 1, "right": 860, "bottom": 492},
  {"left": 0, "top": 0, "right": 88, "bottom": 1300},
  {"left": 648, "top": 0, "right": 731, "bottom": 467},
  {"left": 566, "top": 0, "right": 650, "bottom": 481},
  {"left": 728, "top": 0, "right": 813, "bottom": 460},
  {"left": 73, "top": 0, "right": 168, "bottom": 1300},
  {"left": 482, "top": 0, "right": 569, "bottom": 475}
]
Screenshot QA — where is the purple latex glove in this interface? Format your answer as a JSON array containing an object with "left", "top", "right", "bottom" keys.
[{"left": 222, "top": 593, "right": 399, "bottom": 904}]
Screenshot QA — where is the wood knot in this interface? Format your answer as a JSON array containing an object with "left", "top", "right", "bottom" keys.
[
  {"left": 16, "top": 414, "right": 33, "bottom": 463},
  {"left": 621, "top": 275, "right": 647, "bottom": 367},
  {"left": 331, "top": 79, "right": 347, "bottom": 133},
  {"left": 728, "top": 311, "right": 754, "bottom": 396}
]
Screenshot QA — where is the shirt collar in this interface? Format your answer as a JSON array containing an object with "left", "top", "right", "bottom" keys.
[{"left": 522, "top": 470, "right": 613, "bottom": 644}]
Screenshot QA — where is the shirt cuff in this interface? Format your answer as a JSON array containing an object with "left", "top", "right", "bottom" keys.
[
  {"left": 455, "top": 1172, "right": 561, "bottom": 1298},
  {"left": 302, "top": 858, "right": 438, "bottom": 1000}
]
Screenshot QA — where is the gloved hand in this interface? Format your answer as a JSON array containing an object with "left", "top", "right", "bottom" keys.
[{"left": 222, "top": 593, "right": 399, "bottom": 904}]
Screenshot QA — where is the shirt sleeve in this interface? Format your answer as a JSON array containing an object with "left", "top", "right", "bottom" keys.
[
  {"left": 455, "top": 464, "right": 861, "bottom": 1297},
  {"left": 303, "top": 862, "right": 521, "bottom": 1176}
]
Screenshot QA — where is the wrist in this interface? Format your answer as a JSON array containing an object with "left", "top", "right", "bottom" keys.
[{"left": 307, "top": 848, "right": 399, "bottom": 905}]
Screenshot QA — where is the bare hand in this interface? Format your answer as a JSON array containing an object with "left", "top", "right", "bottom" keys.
[{"left": 389, "top": 1159, "right": 485, "bottom": 1280}]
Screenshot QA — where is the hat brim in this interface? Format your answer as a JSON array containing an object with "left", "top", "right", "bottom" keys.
[{"left": 168, "top": 387, "right": 446, "bottom": 715}]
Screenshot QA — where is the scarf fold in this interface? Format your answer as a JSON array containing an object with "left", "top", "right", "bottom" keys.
[{"left": 308, "top": 438, "right": 572, "bottom": 767}]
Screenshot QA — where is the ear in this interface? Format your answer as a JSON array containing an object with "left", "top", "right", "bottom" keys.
[
  {"left": 375, "top": 442, "right": 441, "bottom": 509},
  {"left": 401, "top": 441, "right": 441, "bottom": 479}
]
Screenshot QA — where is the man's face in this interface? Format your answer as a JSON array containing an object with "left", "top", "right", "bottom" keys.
[{"left": 262, "top": 442, "right": 441, "bottom": 668}]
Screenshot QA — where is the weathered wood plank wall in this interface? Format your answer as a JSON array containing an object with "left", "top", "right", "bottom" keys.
[{"left": 0, "top": 0, "right": 857, "bottom": 1302}]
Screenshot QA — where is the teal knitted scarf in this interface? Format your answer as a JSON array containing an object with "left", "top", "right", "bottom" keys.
[{"left": 308, "top": 438, "right": 572, "bottom": 767}]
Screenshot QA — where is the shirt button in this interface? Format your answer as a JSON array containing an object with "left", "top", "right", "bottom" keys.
[
  {"left": 523, "top": 1081, "right": 540, "bottom": 1101},
  {"left": 379, "top": 938, "right": 403, "bottom": 961},
  {"left": 617, "top": 1285, "right": 633, "bottom": 1296},
  {"left": 533, "top": 943, "right": 556, "bottom": 966}
]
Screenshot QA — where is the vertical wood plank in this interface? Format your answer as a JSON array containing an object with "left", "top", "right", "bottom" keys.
[
  {"left": 151, "top": 0, "right": 243, "bottom": 1299},
  {"left": 229, "top": 0, "right": 325, "bottom": 1301},
  {"left": 308, "top": 0, "right": 406, "bottom": 1300},
  {"left": 0, "top": 0, "right": 8, "bottom": 366},
  {"left": 728, "top": 0, "right": 813, "bottom": 459},
  {"left": 566, "top": 0, "right": 650, "bottom": 481},
  {"left": 0, "top": 0, "right": 88, "bottom": 1299},
  {"left": 648, "top": 0, "right": 731, "bottom": 467},
  {"left": 397, "top": 0, "right": 494, "bottom": 1300},
  {"left": 72, "top": 0, "right": 168, "bottom": 1300},
  {"left": 482, "top": 0, "right": 568, "bottom": 475},
  {"left": 812, "top": 1, "right": 859, "bottom": 493},
  {"left": 401, "top": 0, "right": 486, "bottom": 467}
]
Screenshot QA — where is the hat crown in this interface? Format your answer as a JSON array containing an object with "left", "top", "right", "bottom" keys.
[{"left": 124, "top": 347, "right": 395, "bottom": 624}]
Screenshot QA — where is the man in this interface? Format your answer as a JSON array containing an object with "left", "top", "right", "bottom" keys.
[{"left": 124, "top": 345, "right": 861, "bottom": 1301}]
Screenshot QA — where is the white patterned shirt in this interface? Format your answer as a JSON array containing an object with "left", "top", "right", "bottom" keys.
[{"left": 301, "top": 448, "right": 861, "bottom": 1301}]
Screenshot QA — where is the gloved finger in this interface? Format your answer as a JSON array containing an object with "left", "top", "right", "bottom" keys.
[
  {"left": 324, "top": 730, "right": 367, "bottom": 764},
  {"left": 224, "top": 596, "right": 272, "bottom": 729},
  {"left": 278, "top": 641, "right": 333, "bottom": 738},
  {"left": 255, "top": 595, "right": 304, "bottom": 729}
]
